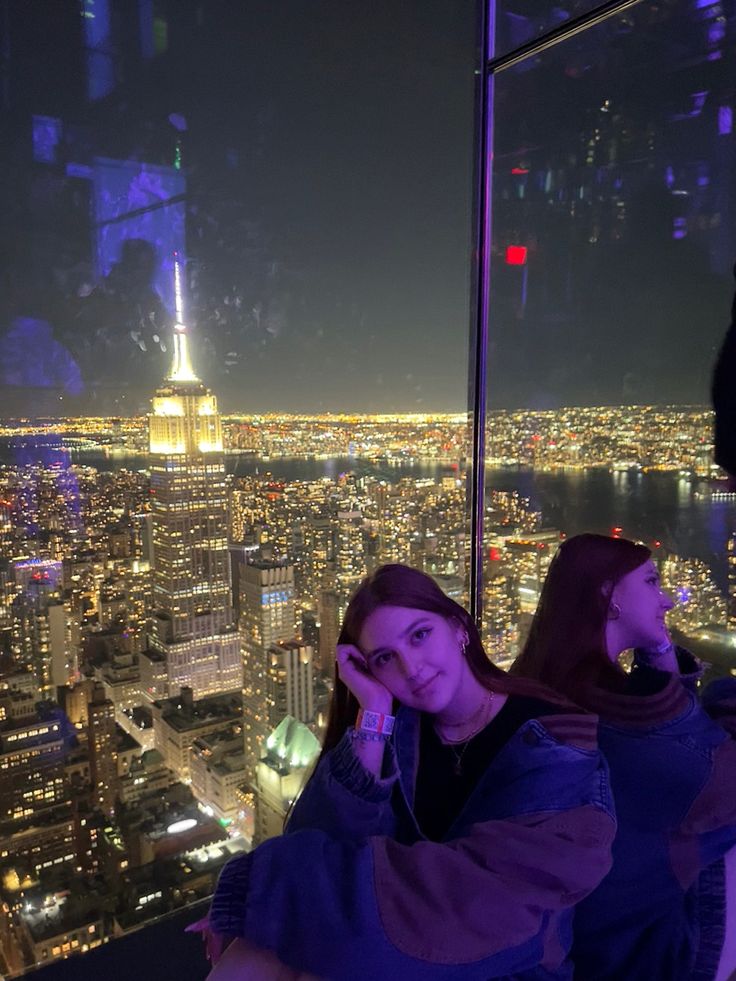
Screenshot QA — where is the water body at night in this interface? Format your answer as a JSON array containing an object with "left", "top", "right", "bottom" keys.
[{"left": 2, "top": 440, "right": 734, "bottom": 589}]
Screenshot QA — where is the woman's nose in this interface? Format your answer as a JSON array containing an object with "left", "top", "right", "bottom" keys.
[
  {"left": 397, "top": 649, "right": 421, "bottom": 679},
  {"left": 661, "top": 591, "right": 675, "bottom": 611}
]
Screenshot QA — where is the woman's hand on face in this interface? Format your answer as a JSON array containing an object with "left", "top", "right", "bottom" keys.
[
  {"left": 635, "top": 627, "right": 679, "bottom": 672},
  {"left": 336, "top": 644, "right": 393, "bottom": 714}
]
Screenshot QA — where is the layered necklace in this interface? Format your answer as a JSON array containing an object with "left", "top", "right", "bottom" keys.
[{"left": 433, "top": 690, "right": 495, "bottom": 776}]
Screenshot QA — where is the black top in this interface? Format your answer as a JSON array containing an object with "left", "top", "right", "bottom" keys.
[
  {"left": 413, "top": 695, "right": 563, "bottom": 842},
  {"left": 626, "top": 665, "right": 671, "bottom": 696}
]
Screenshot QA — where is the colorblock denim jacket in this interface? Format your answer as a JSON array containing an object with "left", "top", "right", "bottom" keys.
[
  {"left": 209, "top": 704, "right": 615, "bottom": 981},
  {"left": 572, "top": 654, "right": 736, "bottom": 981}
]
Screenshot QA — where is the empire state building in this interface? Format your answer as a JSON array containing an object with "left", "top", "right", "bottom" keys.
[{"left": 144, "top": 257, "right": 240, "bottom": 699}]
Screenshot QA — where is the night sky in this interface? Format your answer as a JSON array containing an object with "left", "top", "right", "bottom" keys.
[
  {"left": 0, "top": 1, "right": 479, "bottom": 415},
  {"left": 182, "top": 2, "right": 479, "bottom": 414},
  {"left": 1, "top": 0, "right": 735, "bottom": 415}
]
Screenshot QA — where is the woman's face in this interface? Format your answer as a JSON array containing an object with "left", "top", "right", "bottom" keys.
[
  {"left": 609, "top": 559, "right": 674, "bottom": 653},
  {"left": 357, "top": 605, "right": 469, "bottom": 713}
]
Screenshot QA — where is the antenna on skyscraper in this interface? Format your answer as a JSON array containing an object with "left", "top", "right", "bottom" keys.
[{"left": 169, "top": 251, "right": 199, "bottom": 383}]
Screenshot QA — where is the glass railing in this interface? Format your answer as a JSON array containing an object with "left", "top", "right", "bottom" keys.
[{"left": 14, "top": 901, "right": 210, "bottom": 981}]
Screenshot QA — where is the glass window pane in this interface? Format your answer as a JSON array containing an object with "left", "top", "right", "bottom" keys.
[
  {"left": 483, "top": 0, "right": 736, "bottom": 669},
  {"left": 0, "top": 2, "right": 476, "bottom": 974}
]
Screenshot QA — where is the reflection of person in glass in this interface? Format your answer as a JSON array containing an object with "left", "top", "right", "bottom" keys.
[
  {"left": 193, "top": 564, "right": 615, "bottom": 981},
  {"left": 512, "top": 534, "right": 736, "bottom": 981},
  {"left": 74, "top": 237, "right": 170, "bottom": 400}
]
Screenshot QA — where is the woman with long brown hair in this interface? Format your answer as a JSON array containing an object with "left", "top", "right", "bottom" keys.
[
  {"left": 512, "top": 533, "right": 736, "bottom": 981},
  {"left": 197, "top": 563, "right": 614, "bottom": 981}
]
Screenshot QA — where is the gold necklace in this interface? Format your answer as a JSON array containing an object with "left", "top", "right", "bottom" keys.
[
  {"left": 447, "top": 739, "right": 473, "bottom": 777},
  {"left": 434, "top": 689, "right": 494, "bottom": 752}
]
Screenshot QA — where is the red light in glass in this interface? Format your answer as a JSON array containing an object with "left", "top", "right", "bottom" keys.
[
  {"left": 489, "top": 547, "right": 501, "bottom": 561},
  {"left": 612, "top": 526, "right": 623, "bottom": 538},
  {"left": 505, "top": 246, "right": 527, "bottom": 265},
  {"left": 511, "top": 167, "right": 529, "bottom": 175}
]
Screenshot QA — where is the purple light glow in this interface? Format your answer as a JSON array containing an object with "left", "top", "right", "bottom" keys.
[
  {"left": 707, "top": 21, "right": 726, "bottom": 44},
  {"left": 83, "top": 0, "right": 115, "bottom": 101},
  {"left": 719, "top": 106, "right": 733, "bottom": 134},
  {"left": 92, "top": 158, "right": 186, "bottom": 315},
  {"left": 0, "top": 318, "right": 83, "bottom": 394},
  {"left": 32, "top": 116, "right": 62, "bottom": 164}
]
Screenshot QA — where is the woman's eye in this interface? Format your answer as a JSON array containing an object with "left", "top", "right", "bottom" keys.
[
  {"left": 413, "top": 627, "right": 430, "bottom": 643},
  {"left": 375, "top": 652, "right": 394, "bottom": 667}
]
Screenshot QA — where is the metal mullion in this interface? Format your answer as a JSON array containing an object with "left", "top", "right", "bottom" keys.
[
  {"left": 469, "top": 0, "right": 645, "bottom": 628},
  {"left": 487, "top": 0, "right": 644, "bottom": 76},
  {"left": 468, "top": 0, "right": 492, "bottom": 625}
]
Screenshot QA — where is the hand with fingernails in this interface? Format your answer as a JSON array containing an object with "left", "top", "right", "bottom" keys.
[{"left": 336, "top": 644, "right": 393, "bottom": 714}]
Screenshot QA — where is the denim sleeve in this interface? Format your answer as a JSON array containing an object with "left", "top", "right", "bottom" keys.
[
  {"left": 207, "top": 745, "right": 615, "bottom": 981},
  {"left": 285, "top": 731, "right": 399, "bottom": 839}
]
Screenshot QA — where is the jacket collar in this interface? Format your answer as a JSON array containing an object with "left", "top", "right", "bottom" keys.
[{"left": 581, "top": 672, "right": 692, "bottom": 728}]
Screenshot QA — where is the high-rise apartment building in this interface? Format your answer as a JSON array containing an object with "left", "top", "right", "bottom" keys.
[
  {"left": 9, "top": 559, "right": 65, "bottom": 698},
  {"left": 238, "top": 559, "right": 296, "bottom": 774},
  {"left": 728, "top": 532, "right": 736, "bottom": 630},
  {"left": 335, "top": 505, "right": 366, "bottom": 615},
  {"left": 266, "top": 640, "right": 314, "bottom": 728},
  {"left": 145, "top": 259, "right": 240, "bottom": 699},
  {"left": 317, "top": 588, "right": 340, "bottom": 673},
  {"left": 0, "top": 692, "right": 68, "bottom": 825},
  {"left": 88, "top": 683, "right": 119, "bottom": 818}
]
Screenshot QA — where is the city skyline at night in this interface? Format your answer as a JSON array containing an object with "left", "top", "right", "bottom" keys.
[{"left": 2, "top": 0, "right": 736, "bottom": 975}]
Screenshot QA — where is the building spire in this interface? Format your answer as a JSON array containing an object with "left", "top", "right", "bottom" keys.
[{"left": 168, "top": 253, "right": 199, "bottom": 383}]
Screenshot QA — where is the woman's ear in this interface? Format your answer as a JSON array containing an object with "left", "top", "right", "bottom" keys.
[{"left": 452, "top": 616, "right": 469, "bottom": 646}]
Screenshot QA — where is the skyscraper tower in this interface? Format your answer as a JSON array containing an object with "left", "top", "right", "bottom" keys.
[
  {"left": 88, "top": 683, "right": 118, "bottom": 818},
  {"left": 728, "top": 531, "right": 736, "bottom": 631},
  {"left": 146, "top": 256, "right": 240, "bottom": 699},
  {"left": 238, "top": 558, "right": 296, "bottom": 775}
]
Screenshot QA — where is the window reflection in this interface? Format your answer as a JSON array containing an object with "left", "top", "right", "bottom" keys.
[{"left": 483, "top": 0, "right": 736, "bottom": 673}]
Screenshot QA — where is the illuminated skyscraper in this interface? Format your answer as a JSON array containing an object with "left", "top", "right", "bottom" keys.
[
  {"left": 254, "top": 716, "right": 320, "bottom": 844},
  {"left": 728, "top": 532, "right": 736, "bottom": 631},
  {"left": 266, "top": 639, "right": 315, "bottom": 728},
  {"left": 335, "top": 505, "right": 366, "bottom": 616},
  {"left": 88, "top": 683, "right": 118, "bottom": 819},
  {"left": 317, "top": 587, "right": 340, "bottom": 673},
  {"left": 145, "top": 257, "right": 240, "bottom": 699},
  {"left": 238, "top": 559, "right": 296, "bottom": 775}
]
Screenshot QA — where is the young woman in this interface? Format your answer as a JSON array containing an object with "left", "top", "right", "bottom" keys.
[
  {"left": 512, "top": 533, "right": 736, "bottom": 981},
  {"left": 196, "top": 564, "right": 615, "bottom": 980}
]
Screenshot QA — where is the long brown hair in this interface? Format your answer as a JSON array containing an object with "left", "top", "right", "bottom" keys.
[
  {"left": 319, "top": 563, "right": 573, "bottom": 757},
  {"left": 511, "top": 533, "right": 651, "bottom": 702}
]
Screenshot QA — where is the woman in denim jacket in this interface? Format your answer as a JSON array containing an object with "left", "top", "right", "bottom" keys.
[
  {"left": 512, "top": 534, "right": 736, "bottom": 981},
  {"left": 199, "top": 564, "right": 615, "bottom": 981}
]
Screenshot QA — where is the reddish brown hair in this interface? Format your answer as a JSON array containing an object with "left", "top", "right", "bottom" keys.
[
  {"left": 320, "top": 563, "right": 573, "bottom": 756},
  {"left": 511, "top": 533, "right": 651, "bottom": 702}
]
